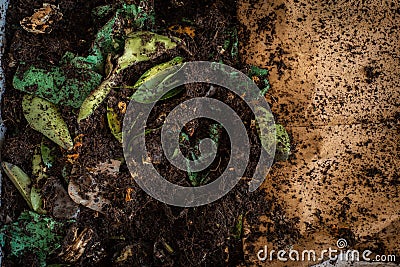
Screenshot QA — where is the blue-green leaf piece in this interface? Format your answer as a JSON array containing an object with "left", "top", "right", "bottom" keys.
[
  {"left": 13, "top": 63, "right": 102, "bottom": 108},
  {"left": 248, "top": 65, "right": 271, "bottom": 96},
  {"left": 0, "top": 211, "right": 65, "bottom": 267}
]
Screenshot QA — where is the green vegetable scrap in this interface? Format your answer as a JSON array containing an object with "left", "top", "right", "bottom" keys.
[
  {"left": 274, "top": 124, "right": 291, "bottom": 161},
  {"left": 32, "top": 147, "right": 46, "bottom": 183},
  {"left": 91, "top": 4, "right": 113, "bottom": 20},
  {"left": 30, "top": 146, "right": 48, "bottom": 213},
  {"left": 116, "top": 31, "right": 181, "bottom": 73},
  {"left": 41, "top": 137, "right": 56, "bottom": 169},
  {"left": 134, "top": 1, "right": 156, "bottom": 30},
  {"left": 30, "top": 187, "right": 45, "bottom": 214},
  {"left": 77, "top": 72, "right": 119, "bottom": 122},
  {"left": 0, "top": 211, "right": 65, "bottom": 267},
  {"left": 1, "top": 162, "right": 33, "bottom": 210},
  {"left": 255, "top": 106, "right": 275, "bottom": 155},
  {"left": 2, "top": 160, "right": 46, "bottom": 214},
  {"left": 233, "top": 214, "right": 243, "bottom": 239},
  {"left": 255, "top": 106, "right": 291, "bottom": 161},
  {"left": 185, "top": 124, "right": 222, "bottom": 186},
  {"left": 79, "top": 32, "right": 181, "bottom": 121},
  {"left": 70, "top": 3, "right": 155, "bottom": 73},
  {"left": 13, "top": 63, "right": 102, "bottom": 108},
  {"left": 107, "top": 107, "right": 123, "bottom": 143},
  {"left": 22, "top": 94, "right": 73, "bottom": 150},
  {"left": 130, "top": 57, "right": 185, "bottom": 103},
  {"left": 223, "top": 28, "right": 239, "bottom": 59},
  {"left": 248, "top": 65, "right": 271, "bottom": 96}
]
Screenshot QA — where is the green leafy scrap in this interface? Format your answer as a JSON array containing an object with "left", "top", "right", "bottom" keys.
[
  {"left": 223, "top": 28, "right": 239, "bottom": 59},
  {"left": 274, "top": 124, "right": 291, "bottom": 161},
  {"left": 233, "top": 214, "right": 243, "bottom": 239},
  {"left": 32, "top": 146, "right": 48, "bottom": 183},
  {"left": 1, "top": 162, "right": 33, "bottom": 210},
  {"left": 41, "top": 138, "right": 56, "bottom": 169},
  {"left": 69, "top": 3, "right": 153, "bottom": 73},
  {"left": 22, "top": 95, "right": 73, "bottom": 150},
  {"left": 13, "top": 63, "right": 102, "bottom": 108},
  {"left": 30, "top": 187, "right": 46, "bottom": 214},
  {"left": 133, "top": 1, "right": 156, "bottom": 30},
  {"left": 91, "top": 4, "right": 113, "bottom": 20},
  {"left": 185, "top": 124, "right": 222, "bottom": 186},
  {"left": 248, "top": 65, "right": 271, "bottom": 96},
  {"left": 255, "top": 106, "right": 291, "bottom": 161},
  {"left": 78, "top": 31, "right": 181, "bottom": 121},
  {"left": 130, "top": 57, "right": 185, "bottom": 103},
  {"left": 1, "top": 161, "right": 46, "bottom": 214},
  {"left": 78, "top": 72, "right": 119, "bottom": 122},
  {"left": 132, "top": 57, "right": 184, "bottom": 91},
  {"left": 116, "top": 31, "right": 180, "bottom": 73},
  {"left": 31, "top": 146, "right": 48, "bottom": 214},
  {"left": 255, "top": 106, "right": 275, "bottom": 156},
  {"left": 107, "top": 107, "right": 123, "bottom": 143},
  {"left": 0, "top": 211, "right": 65, "bottom": 267}
]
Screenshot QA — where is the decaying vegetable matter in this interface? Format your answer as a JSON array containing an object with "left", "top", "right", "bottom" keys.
[
  {"left": 20, "top": 3, "right": 63, "bottom": 34},
  {"left": 1, "top": 1, "right": 292, "bottom": 266}
]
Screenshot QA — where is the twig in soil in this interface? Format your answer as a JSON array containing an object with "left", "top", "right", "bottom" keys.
[{"left": 179, "top": 43, "right": 193, "bottom": 57}]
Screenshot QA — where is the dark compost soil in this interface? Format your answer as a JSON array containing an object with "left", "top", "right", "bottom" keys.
[{"left": 0, "top": 0, "right": 292, "bottom": 266}]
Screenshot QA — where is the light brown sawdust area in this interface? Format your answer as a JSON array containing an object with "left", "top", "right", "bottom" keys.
[{"left": 238, "top": 0, "right": 400, "bottom": 266}]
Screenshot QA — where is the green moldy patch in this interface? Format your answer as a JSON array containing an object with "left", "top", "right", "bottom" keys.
[
  {"left": 0, "top": 211, "right": 67, "bottom": 267},
  {"left": 13, "top": 62, "right": 102, "bottom": 108},
  {"left": 1, "top": 0, "right": 293, "bottom": 266}
]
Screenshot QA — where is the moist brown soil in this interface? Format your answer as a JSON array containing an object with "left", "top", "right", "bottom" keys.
[{"left": 0, "top": 0, "right": 294, "bottom": 266}]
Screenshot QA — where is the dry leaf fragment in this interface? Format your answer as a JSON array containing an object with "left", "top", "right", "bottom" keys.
[
  {"left": 66, "top": 153, "right": 80, "bottom": 164},
  {"left": 89, "top": 159, "right": 122, "bottom": 176},
  {"left": 68, "top": 177, "right": 111, "bottom": 213},
  {"left": 118, "top": 101, "right": 127, "bottom": 114},
  {"left": 20, "top": 3, "right": 63, "bottom": 34},
  {"left": 59, "top": 227, "right": 94, "bottom": 263},
  {"left": 168, "top": 25, "right": 195, "bottom": 38},
  {"left": 125, "top": 188, "right": 134, "bottom": 202}
]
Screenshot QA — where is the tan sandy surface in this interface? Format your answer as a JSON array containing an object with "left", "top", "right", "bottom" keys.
[{"left": 238, "top": 0, "right": 400, "bottom": 266}]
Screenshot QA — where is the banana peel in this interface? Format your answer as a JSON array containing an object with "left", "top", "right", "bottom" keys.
[{"left": 22, "top": 95, "right": 73, "bottom": 150}]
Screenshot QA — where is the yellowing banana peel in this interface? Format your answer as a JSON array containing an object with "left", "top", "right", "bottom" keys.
[
  {"left": 78, "top": 72, "right": 119, "bottom": 122},
  {"left": 1, "top": 161, "right": 46, "bottom": 214},
  {"left": 116, "top": 31, "right": 181, "bottom": 73},
  {"left": 22, "top": 94, "right": 73, "bottom": 150},
  {"left": 132, "top": 56, "right": 183, "bottom": 91},
  {"left": 1, "top": 162, "right": 33, "bottom": 210},
  {"left": 107, "top": 106, "right": 123, "bottom": 143},
  {"left": 130, "top": 56, "right": 185, "bottom": 103},
  {"left": 78, "top": 31, "right": 181, "bottom": 122}
]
